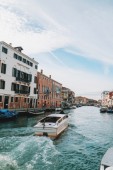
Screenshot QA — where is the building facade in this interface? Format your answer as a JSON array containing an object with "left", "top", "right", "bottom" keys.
[
  {"left": 0, "top": 41, "right": 38, "bottom": 110},
  {"left": 62, "top": 87, "right": 75, "bottom": 107},
  {"left": 74, "top": 96, "right": 89, "bottom": 105},
  {"left": 37, "top": 70, "right": 62, "bottom": 109},
  {"left": 101, "top": 91, "right": 110, "bottom": 107}
]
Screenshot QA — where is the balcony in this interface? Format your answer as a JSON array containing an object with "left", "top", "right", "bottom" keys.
[
  {"left": 16, "top": 77, "right": 31, "bottom": 83},
  {"left": 15, "top": 90, "right": 30, "bottom": 94}
]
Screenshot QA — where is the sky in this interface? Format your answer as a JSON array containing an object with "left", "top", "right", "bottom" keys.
[{"left": 0, "top": 0, "right": 113, "bottom": 100}]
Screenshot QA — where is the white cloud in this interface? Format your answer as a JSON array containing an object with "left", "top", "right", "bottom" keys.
[
  {"left": 36, "top": 53, "right": 113, "bottom": 100},
  {"left": 0, "top": 0, "right": 70, "bottom": 54},
  {"left": 0, "top": 0, "right": 113, "bottom": 99},
  {"left": 0, "top": 0, "right": 113, "bottom": 64}
]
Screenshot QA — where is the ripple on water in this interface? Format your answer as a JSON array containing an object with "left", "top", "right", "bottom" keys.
[
  {"left": 0, "top": 155, "right": 18, "bottom": 170},
  {"left": 0, "top": 136, "right": 60, "bottom": 170},
  {"left": 1, "top": 107, "right": 113, "bottom": 170}
]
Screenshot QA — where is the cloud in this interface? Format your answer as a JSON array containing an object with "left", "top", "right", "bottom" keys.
[
  {"left": 35, "top": 52, "right": 113, "bottom": 100},
  {"left": 0, "top": 0, "right": 113, "bottom": 65},
  {"left": 0, "top": 0, "right": 113, "bottom": 99},
  {"left": 0, "top": 0, "right": 70, "bottom": 55}
]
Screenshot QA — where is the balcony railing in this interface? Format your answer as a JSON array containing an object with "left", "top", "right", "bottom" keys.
[
  {"left": 16, "top": 77, "right": 31, "bottom": 83},
  {"left": 15, "top": 90, "right": 30, "bottom": 94}
]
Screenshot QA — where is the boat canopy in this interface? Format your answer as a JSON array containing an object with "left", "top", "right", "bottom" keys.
[
  {"left": 101, "top": 148, "right": 113, "bottom": 167},
  {"left": 39, "top": 114, "right": 66, "bottom": 123},
  {"left": 40, "top": 116, "right": 61, "bottom": 123}
]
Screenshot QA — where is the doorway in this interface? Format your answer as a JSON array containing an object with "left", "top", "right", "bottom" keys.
[
  {"left": 30, "top": 99, "right": 32, "bottom": 108},
  {"left": 4, "top": 96, "right": 9, "bottom": 109}
]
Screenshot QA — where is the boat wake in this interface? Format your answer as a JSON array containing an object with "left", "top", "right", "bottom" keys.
[
  {"left": 0, "top": 155, "right": 18, "bottom": 170},
  {"left": 0, "top": 136, "right": 60, "bottom": 170}
]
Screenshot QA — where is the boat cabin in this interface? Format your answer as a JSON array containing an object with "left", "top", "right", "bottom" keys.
[
  {"left": 39, "top": 114, "right": 68, "bottom": 124},
  {"left": 40, "top": 116, "right": 61, "bottom": 123}
]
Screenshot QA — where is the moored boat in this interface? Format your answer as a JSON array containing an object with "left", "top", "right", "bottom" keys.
[
  {"left": 55, "top": 107, "right": 62, "bottom": 111},
  {"left": 27, "top": 110, "right": 45, "bottom": 117},
  {"left": 34, "top": 113, "right": 68, "bottom": 139},
  {"left": 100, "top": 147, "right": 113, "bottom": 170},
  {"left": 100, "top": 106, "right": 108, "bottom": 113},
  {"left": 107, "top": 107, "right": 113, "bottom": 113},
  {"left": 0, "top": 109, "right": 18, "bottom": 120}
]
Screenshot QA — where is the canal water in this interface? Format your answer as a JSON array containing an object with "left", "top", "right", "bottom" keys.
[{"left": 0, "top": 106, "right": 113, "bottom": 170}]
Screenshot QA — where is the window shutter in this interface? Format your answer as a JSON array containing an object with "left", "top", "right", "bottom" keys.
[{"left": 4, "top": 64, "right": 6, "bottom": 74}]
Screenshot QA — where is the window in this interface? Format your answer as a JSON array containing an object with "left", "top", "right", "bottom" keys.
[
  {"left": 23, "top": 58, "right": 26, "bottom": 63},
  {"left": 24, "top": 98, "right": 26, "bottom": 102},
  {"left": 0, "top": 80, "right": 5, "bottom": 89},
  {"left": 12, "top": 68, "right": 17, "bottom": 77},
  {"left": 28, "top": 98, "right": 30, "bottom": 103},
  {"left": 18, "top": 55, "right": 22, "bottom": 61},
  {"left": 11, "top": 83, "right": 16, "bottom": 91},
  {"left": 1, "top": 63, "right": 6, "bottom": 74},
  {"left": 11, "top": 97, "right": 14, "bottom": 102},
  {"left": 27, "top": 60, "right": 30, "bottom": 65},
  {"left": 2, "top": 46, "right": 8, "bottom": 54},
  {"left": 11, "top": 83, "right": 19, "bottom": 92},
  {"left": 34, "top": 88, "right": 36, "bottom": 94},
  {"left": 30, "top": 62, "right": 33, "bottom": 67},
  {"left": 0, "top": 96, "right": 2, "bottom": 102},
  {"left": 14, "top": 53, "right": 18, "bottom": 59},
  {"left": 15, "top": 97, "right": 18, "bottom": 102},
  {"left": 28, "top": 74, "right": 32, "bottom": 82},
  {"left": 34, "top": 76, "right": 37, "bottom": 83},
  {"left": 35, "top": 65, "right": 38, "bottom": 69}
]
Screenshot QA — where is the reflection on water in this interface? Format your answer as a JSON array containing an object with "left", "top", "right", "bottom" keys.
[{"left": 0, "top": 107, "right": 113, "bottom": 170}]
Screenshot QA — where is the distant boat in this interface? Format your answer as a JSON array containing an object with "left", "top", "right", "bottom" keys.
[
  {"left": 100, "top": 147, "right": 113, "bottom": 170},
  {"left": 0, "top": 109, "right": 18, "bottom": 120},
  {"left": 100, "top": 107, "right": 108, "bottom": 113},
  {"left": 107, "top": 107, "right": 113, "bottom": 113},
  {"left": 69, "top": 106, "right": 76, "bottom": 109},
  {"left": 27, "top": 110, "right": 45, "bottom": 116},
  {"left": 34, "top": 113, "right": 68, "bottom": 139},
  {"left": 55, "top": 107, "right": 62, "bottom": 111}
]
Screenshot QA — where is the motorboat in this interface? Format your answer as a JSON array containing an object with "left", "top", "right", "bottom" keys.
[
  {"left": 34, "top": 113, "right": 68, "bottom": 139},
  {"left": 100, "top": 106, "right": 108, "bottom": 113},
  {"left": 107, "top": 107, "right": 113, "bottom": 113},
  {"left": 100, "top": 147, "right": 113, "bottom": 170},
  {"left": 68, "top": 106, "right": 76, "bottom": 109},
  {"left": 0, "top": 109, "right": 18, "bottom": 120}
]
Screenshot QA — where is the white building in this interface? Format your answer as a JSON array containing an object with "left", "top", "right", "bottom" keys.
[
  {"left": 0, "top": 41, "right": 38, "bottom": 110},
  {"left": 101, "top": 91, "right": 110, "bottom": 107}
]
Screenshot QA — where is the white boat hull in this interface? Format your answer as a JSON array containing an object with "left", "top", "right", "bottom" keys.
[{"left": 34, "top": 119, "right": 68, "bottom": 139}]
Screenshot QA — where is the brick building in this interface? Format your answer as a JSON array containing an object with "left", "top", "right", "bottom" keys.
[
  {"left": 62, "top": 87, "right": 75, "bottom": 107},
  {"left": 37, "top": 70, "right": 62, "bottom": 109}
]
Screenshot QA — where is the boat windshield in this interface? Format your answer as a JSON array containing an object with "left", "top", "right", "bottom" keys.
[{"left": 40, "top": 117, "right": 61, "bottom": 123}]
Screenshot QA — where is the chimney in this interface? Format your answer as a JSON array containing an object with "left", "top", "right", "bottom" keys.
[
  {"left": 41, "top": 69, "right": 43, "bottom": 74},
  {"left": 14, "top": 46, "right": 23, "bottom": 52},
  {"left": 49, "top": 75, "right": 51, "bottom": 79}
]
